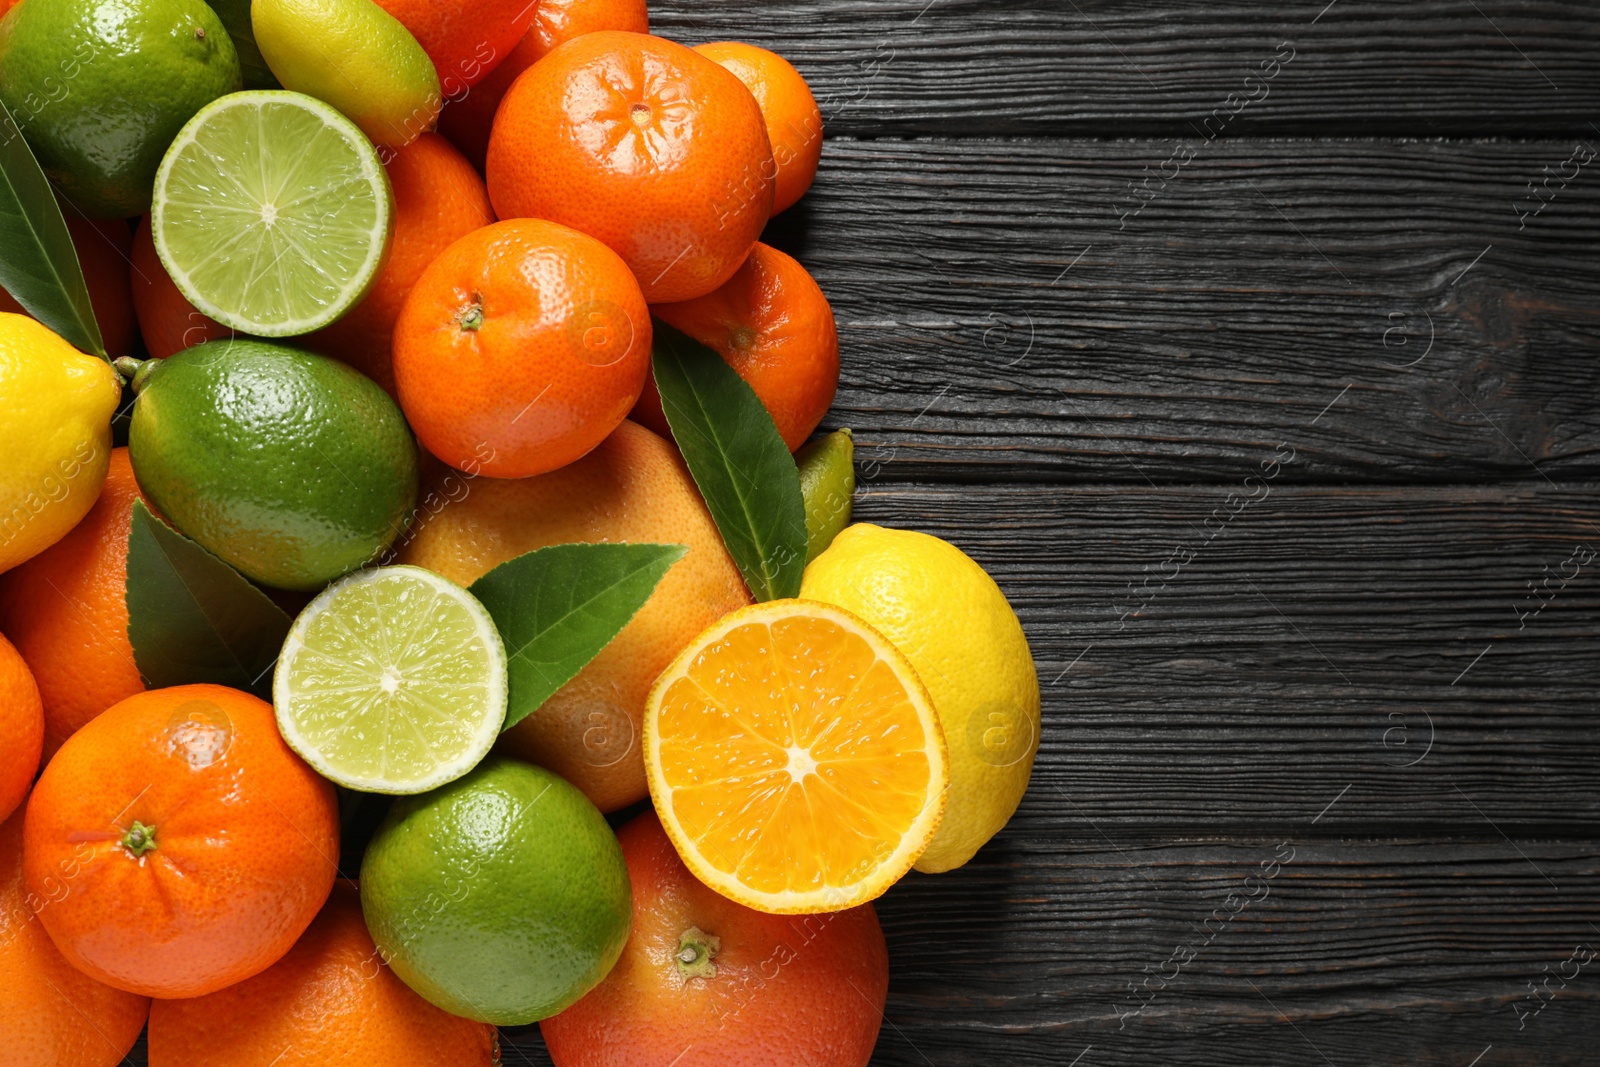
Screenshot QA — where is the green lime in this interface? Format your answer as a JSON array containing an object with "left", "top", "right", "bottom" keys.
[
  {"left": 0, "top": 0, "right": 242, "bottom": 217},
  {"left": 253, "top": 0, "right": 440, "bottom": 149},
  {"left": 275, "top": 566, "right": 506, "bottom": 793},
  {"left": 152, "top": 90, "right": 393, "bottom": 336},
  {"left": 206, "top": 0, "right": 281, "bottom": 90},
  {"left": 361, "top": 757, "right": 632, "bottom": 1025},
  {"left": 125, "top": 339, "right": 419, "bottom": 591},
  {"left": 797, "top": 427, "right": 854, "bottom": 563}
]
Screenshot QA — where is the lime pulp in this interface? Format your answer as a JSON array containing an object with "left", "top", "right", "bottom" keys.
[
  {"left": 151, "top": 90, "right": 393, "bottom": 336},
  {"left": 274, "top": 566, "right": 507, "bottom": 794}
]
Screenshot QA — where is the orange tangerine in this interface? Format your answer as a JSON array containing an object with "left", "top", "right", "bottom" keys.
[
  {"left": 0, "top": 810, "right": 150, "bottom": 1067},
  {"left": 643, "top": 599, "right": 948, "bottom": 914},
  {"left": 437, "top": 0, "right": 650, "bottom": 170},
  {"left": 392, "top": 218, "right": 651, "bottom": 479},
  {"left": 22, "top": 684, "right": 339, "bottom": 998},
  {"left": 0, "top": 448, "right": 147, "bottom": 761},
  {"left": 148, "top": 882, "right": 497, "bottom": 1067},
  {"left": 636, "top": 242, "right": 838, "bottom": 452},
  {"left": 694, "top": 42, "right": 822, "bottom": 215},
  {"left": 486, "top": 32, "right": 774, "bottom": 304},
  {"left": 0, "top": 633, "right": 42, "bottom": 824}
]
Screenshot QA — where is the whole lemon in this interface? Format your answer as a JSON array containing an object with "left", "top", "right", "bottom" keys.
[
  {"left": 800, "top": 522, "right": 1039, "bottom": 872},
  {"left": 0, "top": 314, "right": 120, "bottom": 574}
]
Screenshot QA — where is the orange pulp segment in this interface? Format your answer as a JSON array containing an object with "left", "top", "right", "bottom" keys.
[{"left": 644, "top": 599, "right": 948, "bottom": 914}]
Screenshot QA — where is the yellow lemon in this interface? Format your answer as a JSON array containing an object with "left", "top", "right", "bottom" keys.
[
  {"left": 800, "top": 522, "right": 1039, "bottom": 872},
  {"left": 0, "top": 314, "right": 120, "bottom": 574}
]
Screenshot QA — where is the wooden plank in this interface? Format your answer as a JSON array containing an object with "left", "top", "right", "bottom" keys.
[
  {"left": 764, "top": 137, "right": 1600, "bottom": 483},
  {"left": 852, "top": 481, "right": 1600, "bottom": 832},
  {"left": 484, "top": 838, "right": 1600, "bottom": 1066},
  {"left": 655, "top": 0, "right": 1600, "bottom": 137},
  {"left": 863, "top": 837, "right": 1600, "bottom": 1066}
]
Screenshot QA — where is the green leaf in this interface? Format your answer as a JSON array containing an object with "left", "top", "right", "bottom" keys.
[
  {"left": 468, "top": 542, "right": 686, "bottom": 732},
  {"left": 650, "top": 319, "right": 808, "bottom": 601},
  {"left": 126, "top": 500, "right": 293, "bottom": 699},
  {"left": 0, "top": 96, "right": 104, "bottom": 355}
]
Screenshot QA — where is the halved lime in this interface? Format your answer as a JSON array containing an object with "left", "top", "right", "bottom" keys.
[
  {"left": 151, "top": 90, "right": 393, "bottom": 336},
  {"left": 274, "top": 566, "right": 507, "bottom": 793}
]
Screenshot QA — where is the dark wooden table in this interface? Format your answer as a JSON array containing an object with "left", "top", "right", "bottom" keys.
[{"left": 127, "top": 2, "right": 1600, "bottom": 1063}]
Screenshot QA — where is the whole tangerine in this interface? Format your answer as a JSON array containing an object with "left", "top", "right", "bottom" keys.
[
  {"left": 393, "top": 218, "right": 651, "bottom": 478},
  {"left": 308, "top": 133, "right": 493, "bottom": 397},
  {"left": 149, "top": 881, "right": 498, "bottom": 1067},
  {"left": 694, "top": 42, "right": 822, "bottom": 215},
  {"left": 0, "top": 810, "right": 149, "bottom": 1067},
  {"left": 0, "top": 633, "right": 43, "bottom": 824},
  {"left": 486, "top": 31, "right": 774, "bottom": 303},
  {"left": 130, "top": 214, "right": 232, "bottom": 359},
  {"left": 22, "top": 684, "right": 339, "bottom": 998},
  {"left": 438, "top": 0, "right": 650, "bottom": 169},
  {"left": 541, "top": 811, "right": 888, "bottom": 1067},
  {"left": 0, "top": 447, "right": 147, "bottom": 760},
  {"left": 635, "top": 242, "right": 838, "bottom": 451}
]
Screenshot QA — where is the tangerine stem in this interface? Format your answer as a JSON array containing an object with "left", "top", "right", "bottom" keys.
[{"left": 121, "top": 820, "right": 158, "bottom": 858}]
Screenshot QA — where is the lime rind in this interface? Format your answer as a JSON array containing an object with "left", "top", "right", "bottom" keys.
[
  {"left": 151, "top": 89, "right": 393, "bottom": 337},
  {"left": 274, "top": 565, "right": 508, "bottom": 794}
]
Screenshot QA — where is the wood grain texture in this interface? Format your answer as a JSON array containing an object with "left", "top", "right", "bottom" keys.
[
  {"left": 852, "top": 481, "right": 1600, "bottom": 833},
  {"left": 655, "top": 0, "right": 1600, "bottom": 137},
  {"left": 864, "top": 837, "right": 1600, "bottom": 1067},
  {"left": 761, "top": 137, "right": 1600, "bottom": 484}
]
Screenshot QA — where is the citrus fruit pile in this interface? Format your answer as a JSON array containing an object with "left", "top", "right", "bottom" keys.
[{"left": 0, "top": 0, "right": 1041, "bottom": 1062}]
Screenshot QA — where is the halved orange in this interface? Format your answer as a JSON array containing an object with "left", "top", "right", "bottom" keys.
[{"left": 643, "top": 599, "right": 949, "bottom": 914}]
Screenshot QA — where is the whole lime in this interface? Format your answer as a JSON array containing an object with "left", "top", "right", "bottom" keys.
[
  {"left": 796, "top": 426, "right": 854, "bottom": 563},
  {"left": 0, "top": 0, "right": 242, "bottom": 217},
  {"left": 126, "top": 339, "right": 419, "bottom": 590},
  {"left": 361, "top": 757, "right": 633, "bottom": 1025}
]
